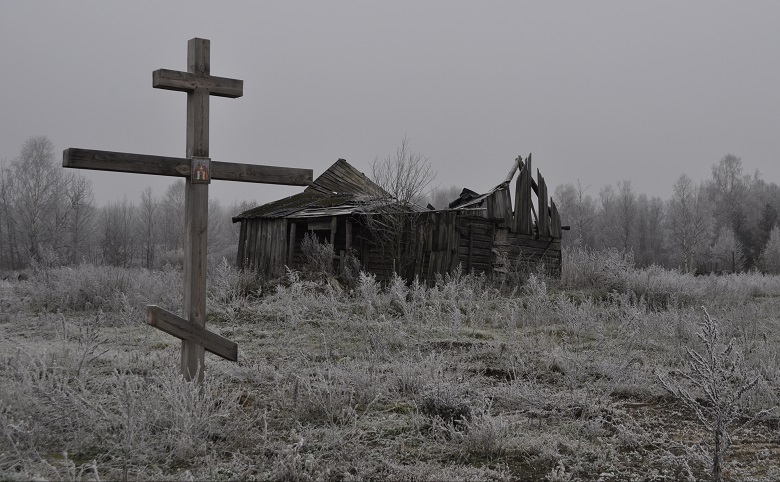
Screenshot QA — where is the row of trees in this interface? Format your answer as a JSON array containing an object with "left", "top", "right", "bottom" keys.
[
  {"left": 3, "top": 136, "right": 778, "bottom": 276},
  {"left": 0, "top": 136, "right": 248, "bottom": 271},
  {"left": 553, "top": 154, "right": 780, "bottom": 273}
]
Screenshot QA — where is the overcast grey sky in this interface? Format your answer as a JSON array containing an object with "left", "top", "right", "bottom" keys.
[{"left": 2, "top": 1, "right": 779, "bottom": 208}]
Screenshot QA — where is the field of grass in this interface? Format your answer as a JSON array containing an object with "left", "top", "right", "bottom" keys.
[{"left": 1, "top": 250, "right": 780, "bottom": 481}]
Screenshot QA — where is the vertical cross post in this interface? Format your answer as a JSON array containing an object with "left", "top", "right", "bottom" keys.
[{"left": 183, "top": 38, "right": 211, "bottom": 382}]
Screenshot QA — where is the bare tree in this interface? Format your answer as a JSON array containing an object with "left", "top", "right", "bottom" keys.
[
  {"left": 63, "top": 171, "right": 96, "bottom": 264},
  {"left": 11, "top": 136, "right": 60, "bottom": 264},
  {"left": 139, "top": 186, "right": 159, "bottom": 269},
  {"left": 635, "top": 195, "right": 665, "bottom": 266},
  {"left": 707, "top": 154, "right": 748, "bottom": 230},
  {"left": 554, "top": 181, "right": 596, "bottom": 249},
  {"left": 595, "top": 185, "right": 619, "bottom": 250},
  {"left": 160, "top": 180, "right": 185, "bottom": 253},
  {"left": 758, "top": 225, "right": 780, "bottom": 274},
  {"left": 667, "top": 174, "right": 712, "bottom": 273},
  {"left": 0, "top": 160, "right": 21, "bottom": 269},
  {"left": 100, "top": 199, "right": 138, "bottom": 267},
  {"left": 711, "top": 227, "right": 745, "bottom": 273},
  {"left": 207, "top": 198, "right": 230, "bottom": 259},
  {"left": 616, "top": 180, "right": 637, "bottom": 253},
  {"left": 372, "top": 137, "right": 435, "bottom": 207},
  {"left": 368, "top": 137, "right": 435, "bottom": 278}
]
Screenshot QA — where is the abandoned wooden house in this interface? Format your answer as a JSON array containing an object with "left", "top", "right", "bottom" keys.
[{"left": 233, "top": 155, "right": 564, "bottom": 283}]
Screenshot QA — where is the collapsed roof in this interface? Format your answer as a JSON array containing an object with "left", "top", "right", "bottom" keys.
[{"left": 233, "top": 159, "right": 398, "bottom": 221}]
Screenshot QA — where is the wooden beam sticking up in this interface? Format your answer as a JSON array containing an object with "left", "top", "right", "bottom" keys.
[
  {"left": 503, "top": 155, "right": 523, "bottom": 185},
  {"left": 513, "top": 154, "right": 532, "bottom": 234},
  {"left": 550, "top": 201, "right": 562, "bottom": 238},
  {"left": 537, "top": 170, "right": 549, "bottom": 237}
]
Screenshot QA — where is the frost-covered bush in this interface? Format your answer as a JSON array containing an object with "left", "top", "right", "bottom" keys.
[
  {"left": 2, "top": 349, "right": 247, "bottom": 480},
  {"left": 19, "top": 263, "right": 182, "bottom": 318},
  {"left": 659, "top": 308, "right": 775, "bottom": 482},
  {"left": 300, "top": 232, "right": 334, "bottom": 274},
  {"left": 207, "top": 257, "right": 261, "bottom": 320},
  {"left": 561, "top": 247, "right": 634, "bottom": 292}
]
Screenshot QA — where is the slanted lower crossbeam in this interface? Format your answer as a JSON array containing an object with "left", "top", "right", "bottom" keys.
[{"left": 147, "top": 306, "right": 237, "bottom": 362}]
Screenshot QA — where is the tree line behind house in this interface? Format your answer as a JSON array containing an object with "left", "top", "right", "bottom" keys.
[
  {"left": 552, "top": 154, "right": 780, "bottom": 274},
  {"left": 1, "top": 135, "right": 779, "bottom": 275},
  {"left": 0, "top": 136, "right": 251, "bottom": 271}
]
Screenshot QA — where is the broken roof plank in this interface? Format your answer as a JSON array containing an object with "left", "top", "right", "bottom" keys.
[
  {"left": 514, "top": 155, "right": 532, "bottom": 234},
  {"left": 537, "top": 170, "right": 549, "bottom": 237}
]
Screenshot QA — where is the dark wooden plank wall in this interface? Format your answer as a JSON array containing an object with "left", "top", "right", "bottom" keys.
[
  {"left": 414, "top": 210, "right": 460, "bottom": 284},
  {"left": 493, "top": 229, "right": 562, "bottom": 276},
  {"left": 456, "top": 217, "right": 495, "bottom": 274},
  {"left": 236, "top": 218, "right": 288, "bottom": 277}
]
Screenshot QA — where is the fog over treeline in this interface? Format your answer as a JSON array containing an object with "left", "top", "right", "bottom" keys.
[{"left": 2, "top": 135, "right": 780, "bottom": 274}]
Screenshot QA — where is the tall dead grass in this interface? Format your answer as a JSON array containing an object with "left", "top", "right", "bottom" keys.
[{"left": 2, "top": 257, "right": 780, "bottom": 479}]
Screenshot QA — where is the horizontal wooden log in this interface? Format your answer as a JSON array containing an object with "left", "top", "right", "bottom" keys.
[
  {"left": 495, "top": 237, "right": 561, "bottom": 251},
  {"left": 147, "top": 305, "right": 237, "bottom": 362},
  {"left": 63, "top": 148, "right": 190, "bottom": 177},
  {"left": 457, "top": 227, "right": 493, "bottom": 238},
  {"left": 458, "top": 233, "right": 493, "bottom": 244},
  {"left": 63, "top": 148, "right": 313, "bottom": 186},
  {"left": 211, "top": 160, "right": 312, "bottom": 186},
  {"left": 153, "top": 69, "right": 244, "bottom": 98},
  {"left": 495, "top": 245, "right": 561, "bottom": 257}
]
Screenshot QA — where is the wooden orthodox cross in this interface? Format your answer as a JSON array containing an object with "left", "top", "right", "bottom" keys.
[{"left": 63, "top": 38, "right": 313, "bottom": 382}]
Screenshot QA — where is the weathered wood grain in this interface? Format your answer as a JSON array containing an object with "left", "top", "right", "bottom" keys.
[
  {"left": 345, "top": 218, "right": 353, "bottom": 253},
  {"left": 63, "top": 148, "right": 190, "bottom": 177},
  {"left": 210, "top": 160, "right": 312, "bottom": 186},
  {"left": 147, "top": 306, "right": 237, "bottom": 361},
  {"left": 237, "top": 220, "right": 247, "bottom": 267},
  {"left": 537, "top": 171, "right": 548, "bottom": 237},
  {"left": 551, "top": 201, "right": 562, "bottom": 238},
  {"left": 63, "top": 148, "right": 313, "bottom": 186},
  {"left": 288, "top": 222, "right": 297, "bottom": 266},
  {"left": 181, "top": 37, "right": 211, "bottom": 382},
  {"left": 514, "top": 155, "right": 532, "bottom": 234},
  {"left": 503, "top": 155, "right": 523, "bottom": 185},
  {"left": 153, "top": 69, "right": 244, "bottom": 98}
]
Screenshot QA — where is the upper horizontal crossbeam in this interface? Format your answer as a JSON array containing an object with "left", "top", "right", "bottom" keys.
[{"left": 153, "top": 69, "right": 243, "bottom": 98}]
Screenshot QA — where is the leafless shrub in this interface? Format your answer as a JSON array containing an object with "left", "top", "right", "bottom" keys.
[
  {"left": 300, "top": 232, "right": 334, "bottom": 275},
  {"left": 460, "top": 406, "right": 512, "bottom": 461},
  {"left": 658, "top": 307, "right": 776, "bottom": 482},
  {"left": 207, "top": 257, "right": 261, "bottom": 321}
]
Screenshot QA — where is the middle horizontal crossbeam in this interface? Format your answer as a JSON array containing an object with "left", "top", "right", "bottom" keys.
[{"left": 63, "top": 148, "right": 313, "bottom": 186}]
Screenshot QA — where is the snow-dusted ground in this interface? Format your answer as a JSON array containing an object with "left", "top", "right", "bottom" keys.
[{"left": 2, "top": 258, "right": 779, "bottom": 480}]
